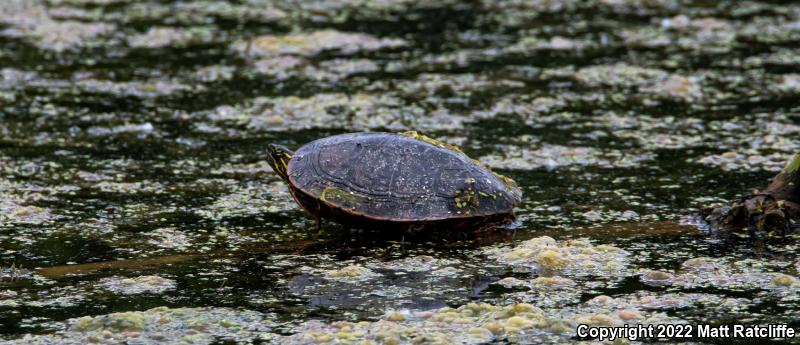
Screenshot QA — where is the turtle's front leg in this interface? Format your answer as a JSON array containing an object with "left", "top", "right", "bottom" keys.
[{"left": 315, "top": 216, "right": 322, "bottom": 231}]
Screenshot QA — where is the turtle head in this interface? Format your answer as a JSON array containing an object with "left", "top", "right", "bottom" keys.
[{"left": 267, "top": 144, "right": 294, "bottom": 182}]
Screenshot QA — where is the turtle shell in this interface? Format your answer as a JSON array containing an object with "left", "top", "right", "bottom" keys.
[{"left": 287, "top": 132, "right": 522, "bottom": 222}]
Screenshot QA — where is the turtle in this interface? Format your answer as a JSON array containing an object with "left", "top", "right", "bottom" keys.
[{"left": 266, "top": 131, "right": 522, "bottom": 232}]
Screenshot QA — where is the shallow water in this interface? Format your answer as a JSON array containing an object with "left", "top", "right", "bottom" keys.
[{"left": 1, "top": 0, "right": 800, "bottom": 344}]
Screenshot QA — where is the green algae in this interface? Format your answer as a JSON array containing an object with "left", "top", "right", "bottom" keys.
[
  {"left": 209, "top": 93, "right": 441, "bottom": 132},
  {"left": 197, "top": 180, "right": 297, "bottom": 220},
  {"left": 486, "top": 236, "right": 630, "bottom": 277},
  {"left": 99, "top": 275, "right": 176, "bottom": 295},
  {"left": 1, "top": 0, "right": 800, "bottom": 343},
  {"left": 323, "top": 264, "right": 382, "bottom": 283},
  {"left": 233, "top": 30, "right": 407, "bottom": 58},
  {"left": 9, "top": 307, "right": 275, "bottom": 345},
  {"left": 0, "top": 0, "right": 116, "bottom": 52},
  {"left": 278, "top": 301, "right": 679, "bottom": 344},
  {"left": 127, "top": 26, "right": 221, "bottom": 49}
]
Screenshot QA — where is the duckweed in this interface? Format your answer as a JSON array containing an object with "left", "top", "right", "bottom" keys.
[{"left": 2, "top": 0, "right": 800, "bottom": 343}]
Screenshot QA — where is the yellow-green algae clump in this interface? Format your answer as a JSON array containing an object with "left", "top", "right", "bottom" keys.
[
  {"left": 281, "top": 301, "right": 676, "bottom": 345},
  {"left": 486, "top": 236, "right": 629, "bottom": 276},
  {"left": 9, "top": 307, "right": 275, "bottom": 345},
  {"left": 323, "top": 264, "right": 382, "bottom": 283}
]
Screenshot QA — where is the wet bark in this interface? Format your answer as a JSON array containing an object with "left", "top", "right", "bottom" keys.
[{"left": 704, "top": 152, "right": 800, "bottom": 235}]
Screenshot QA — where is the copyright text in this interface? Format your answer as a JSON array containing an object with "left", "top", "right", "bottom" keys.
[{"left": 576, "top": 324, "right": 796, "bottom": 341}]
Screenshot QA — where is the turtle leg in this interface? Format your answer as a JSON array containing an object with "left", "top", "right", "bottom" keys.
[{"left": 315, "top": 216, "right": 322, "bottom": 231}]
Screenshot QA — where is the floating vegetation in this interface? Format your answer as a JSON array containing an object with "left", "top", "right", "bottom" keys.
[
  {"left": 2, "top": 0, "right": 800, "bottom": 343},
  {"left": 575, "top": 64, "right": 703, "bottom": 102},
  {"left": 323, "top": 265, "right": 382, "bottom": 283},
  {"left": 99, "top": 275, "right": 177, "bottom": 295},
  {"left": 480, "top": 144, "right": 654, "bottom": 170},
  {"left": 127, "top": 26, "right": 221, "bottom": 49},
  {"left": 232, "top": 30, "right": 407, "bottom": 58},
  {"left": 0, "top": 181, "right": 57, "bottom": 226},
  {"left": 639, "top": 257, "right": 800, "bottom": 292},
  {"left": 8, "top": 307, "right": 275, "bottom": 345},
  {"left": 279, "top": 301, "right": 678, "bottom": 345},
  {"left": 203, "top": 93, "right": 468, "bottom": 132},
  {"left": 0, "top": 0, "right": 115, "bottom": 51},
  {"left": 196, "top": 180, "right": 296, "bottom": 220},
  {"left": 486, "top": 236, "right": 630, "bottom": 277},
  {"left": 146, "top": 228, "right": 192, "bottom": 250}
]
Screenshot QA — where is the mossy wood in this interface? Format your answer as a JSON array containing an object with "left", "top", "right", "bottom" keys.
[{"left": 705, "top": 152, "right": 800, "bottom": 234}]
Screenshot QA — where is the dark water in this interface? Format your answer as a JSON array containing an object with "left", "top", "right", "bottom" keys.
[{"left": 1, "top": 0, "right": 800, "bottom": 343}]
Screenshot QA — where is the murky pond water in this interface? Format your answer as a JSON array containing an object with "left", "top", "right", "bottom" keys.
[{"left": 1, "top": 0, "right": 800, "bottom": 344}]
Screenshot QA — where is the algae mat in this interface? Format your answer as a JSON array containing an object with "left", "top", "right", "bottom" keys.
[{"left": 1, "top": 0, "right": 800, "bottom": 344}]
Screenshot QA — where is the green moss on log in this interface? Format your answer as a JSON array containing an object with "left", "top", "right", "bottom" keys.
[{"left": 787, "top": 152, "right": 800, "bottom": 174}]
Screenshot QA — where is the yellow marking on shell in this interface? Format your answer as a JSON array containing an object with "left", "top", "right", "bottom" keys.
[
  {"left": 399, "top": 131, "right": 521, "bottom": 192},
  {"left": 320, "top": 186, "right": 367, "bottom": 207},
  {"left": 454, "top": 177, "right": 480, "bottom": 212}
]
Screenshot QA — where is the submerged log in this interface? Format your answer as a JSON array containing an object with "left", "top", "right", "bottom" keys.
[
  {"left": 36, "top": 239, "right": 330, "bottom": 279},
  {"left": 37, "top": 254, "right": 201, "bottom": 279},
  {"left": 704, "top": 152, "right": 800, "bottom": 235}
]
